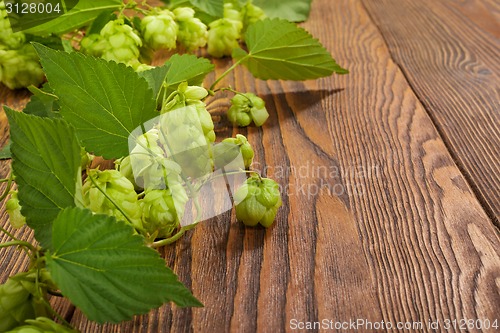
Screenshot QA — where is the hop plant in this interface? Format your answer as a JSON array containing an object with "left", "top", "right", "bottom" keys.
[
  {"left": 223, "top": 3, "right": 242, "bottom": 23},
  {"left": 141, "top": 9, "right": 178, "bottom": 50},
  {"left": 6, "top": 317, "right": 78, "bottom": 333},
  {"left": 213, "top": 134, "right": 254, "bottom": 170},
  {"left": 101, "top": 19, "right": 142, "bottom": 64},
  {"left": 128, "top": 128, "right": 185, "bottom": 190},
  {"left": 141, "top": 188, "right": 188, "bottom": 238},
  {"left": 5, "top": 191, "right": 26, "bottom": 228},
  {"left": 234, "top": 174, "right": 282, "bottom": 227},
  {"left": 227, "top": 92, "right": 269, "bottom": 127},
  {"left": 82, "top": 169, "right": 143, "bottom": 230},
  {"left": 240, "top": 2, "right": 266, "bottom": 35},
  {"left": 173, "top": 7, "right": 208, "bottom": 51},
  {"left": 163, "top": 82, "right": 216, "bottom": 144},
  {"left": 207, "top": 18, "right": 242, "bottom": 58},
  {"left": 0, "top": 1, "right": 25, "bottom": 50},
  {"left": 79, "top": 33, "right": 108, "bottom": 57},
  {"left": 0, "top": 273, "right": 49, "bottom": 332},
  {"left": 0, "top": 44, "right": 44, "bottom": 90}
]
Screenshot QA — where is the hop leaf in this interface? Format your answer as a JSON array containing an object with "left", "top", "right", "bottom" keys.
[
  {"left": 234, "top": 174, "right": 282, "bottom": 227},
  {"left": 227, "top": 93, "right": 269, "bottom": 127},
  {"left": 141, "top": 9, "right": 178, "bottom": 50}
]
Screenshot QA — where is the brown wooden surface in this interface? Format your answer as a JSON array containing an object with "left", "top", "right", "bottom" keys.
[
  {"left": 361, "top": 0, "right": 500, "bottom": 225},
  {"left": 1, "top": 0, "right": 499, "bottom": 332}
]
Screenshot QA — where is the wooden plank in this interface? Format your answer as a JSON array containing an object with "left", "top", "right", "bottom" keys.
[{"left": 361, "top": 0, "right": 500, "bottom": 223}]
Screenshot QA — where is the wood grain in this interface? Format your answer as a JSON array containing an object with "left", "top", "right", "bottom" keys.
[
  {"left": 1, "top": 0, "right": 499, "bottom": 332},
  {"left": 361, "top": 0, "right": 500, "bottom": 224}
]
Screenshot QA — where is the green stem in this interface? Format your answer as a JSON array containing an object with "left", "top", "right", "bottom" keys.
[
  {"left": 0, "top": 226, "right": 18, "bottom": 241},
  {"left": 0, "top": 172, "right": 13, "bottom": 201},
  {"left": 0, "top": 240, "right": 36, "bottom": 252},
  {"left": 209, "top": 57, "right": 247, "bottom": 91},
  {"left": 150, "top": 223, "right": 198, "bottom": 248}
]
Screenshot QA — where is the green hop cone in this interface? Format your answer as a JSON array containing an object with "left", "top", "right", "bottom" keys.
[
  {"left": 0, "top": 2, "right": 25, "bottom": 50},
  {"left": 79, "top": 33, "right": 108, "bottom": 57},
  {"left": 0, "top": 44, "right": 44, "bottom": 89},
  {"left": 82, "top": 169, "right": 143, "bottom": 231},
  {"left": 141, "top": 187, "right": 188, "bottom": 239},
  {"left": 240, "top": 2, "right": 266, "bottom": 36},
  {"left": 234, "top": 174, "right": 282, "bottom": 228},
  {"left": 227, "top": 93, "right": 269, "bottom": 127},
  {"left": 5, "top": 191, "right": 26, "bottom": 228},
  {"left": 141, "top": 9, "right": 178, "bottom": 50},
  {"left": 0, "top": 272, "right": 49, "bottom": 332},
  {"left": 129, "top": 128, "right": 185, "bottom": 190},
  {"left": 213, "top": 134, "right": 254, "bottom": 170},
  {"left": 162, "top": 82, "right": 215, "bottom": 144},
  {"left": 223, "top": 3, "right": 242, "bottom": 23},
  {"left": 6, "top": 317, "right": 78, "bottom": 333},
  {"left": 207, "top": 18, "right": 242, "bottom": 58},
  {"left": 116, "top": 155, "right": 141, "bottom": 190},
  {"left": 173, "top": 7, "right": 208, "bottom": 51},
  {"left": 99, "top": 19, "right": 142, "bottom": 65}
]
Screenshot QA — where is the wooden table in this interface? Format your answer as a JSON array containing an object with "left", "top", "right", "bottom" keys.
[{"left": 1, "top": 0, "right": 499, "bottom": 331}]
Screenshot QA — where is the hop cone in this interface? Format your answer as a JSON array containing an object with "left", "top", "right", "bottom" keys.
[
  {"left": 5, "top": 191, "right": 26, "bottom": 228},
  {"left": 240, "top": 2, "right": 266, "bottom": 35},
  {"left": 79, "top": 33, "right": 108, "bottom": 57},
  {"left": 100, "top": 19, "right": 142, "bottom": 65},
  {"left": 0, "top": 273, "right": 49, "bottom": 332},
  {"left": 6, "top": 317, "right": 78, "bottom": 333},
  {"left": 234, "top": 174, "right": 282, "bottom": 227},
  {"left": 128, "top": 128, "right": 184, "bottom": 190},
  {"left": 213, "top": 134, "right": 254, "bottom": 170},
  {"left": 227, "top": 93, "right": 269, "bottom": 127},
  {"left": 82, "top": 169, "right": 143, "bottom": 230},
  {"left": 173, "top": 7, "right": 208, "bottom": 51},
  {"left": 0, "top": 44, "right": 44, "bottom": 89},
  {"left": 141, "top": 188, "right": 188, "bottom": 238},
  {"left": 207, "top": 18, "right": 242, "bottom": 58},
  {"left": 141, "top": 9, "right": 178, "bottom": 50},
  {"left": 0, "top": 1, "right": 25, "bottom": 50},
  {"left": 162, "top": 83, "right": 216, "bottom": 144}
]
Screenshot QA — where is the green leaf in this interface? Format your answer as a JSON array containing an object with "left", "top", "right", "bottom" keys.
[
  {"left": 139, "top": 54, "right": 214, "bottom": 103},
  {"left": 164, "top": 54, "right": 214, "bottom": 93},
  {"left": 46, "top": 208, "right": 202, "bottom": 324},
  {"left": 0, "top": 141, "right": 11, "bottom": 160},
  {"left": 233, "top": 18, "right": 348, "bottom": 80},
  {"left": 22, "top": 0, "right": 122, "bottom": 35},
  {"left": 253, "top": 0, "right": 312, "bottom": 22},
  {"left": 189, "top": 0, "right": 224, "bottom": 17},
  {"left": 34, "top": 44, "right": 157, "bottom": 159},
  {"left": 137, "top": 64, "right": 171, "bottom": 103},
  {"left": 5, "top": 107, "right": 81, "bottom": 248},
  {"left": 24, "top": 85, "right": 60, "bottom": 118}
]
